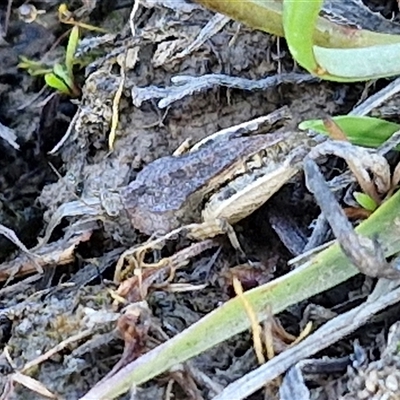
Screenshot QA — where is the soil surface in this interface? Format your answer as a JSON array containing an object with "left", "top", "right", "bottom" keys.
[{"left": 1, "top": 1, "right": 400, "bottom": 399}]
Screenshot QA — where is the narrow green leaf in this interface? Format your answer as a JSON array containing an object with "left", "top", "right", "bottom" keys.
[
  {"left": 18, "top": 56, "right": 52, "bottom": 76},
  {"left": 66, "top": 26, "right": 79, "bottom": 77},
  {"left": 299, "top": 116, "right": 400, "bottom": 149},
  {"left": 282, "top": 0, "right": 320, "bottom": 74},
  {"left": 52, "top": 63, "right": 75, "bottom": 93},
  {"left": 53, "top": 63, "right": 69, "bottom": 80},
  {"left": 44, "top": 73, "right": 71, "bottom": 95}
]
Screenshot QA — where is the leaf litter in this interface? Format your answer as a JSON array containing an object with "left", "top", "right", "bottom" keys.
[{"left": 2, "top": 0, "right": 400, "bottom": 399}]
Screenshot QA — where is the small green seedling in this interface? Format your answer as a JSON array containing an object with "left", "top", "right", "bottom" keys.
[
  {"left": 44, "top": 25, "right": 80, "bottom": 96},
  {"left": 18, "top": 25, "right": 81, "bottom": 97}
]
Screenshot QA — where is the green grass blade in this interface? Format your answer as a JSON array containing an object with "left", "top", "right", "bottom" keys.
[
  {"left": 80, "top": 189, "right": 400, "bottom": 400},
  {"left": 299, "top": 116, "right": 400, "bottom": 149},
  {"left": 66, "top": 26, "right": 79, "bottom": 77}
]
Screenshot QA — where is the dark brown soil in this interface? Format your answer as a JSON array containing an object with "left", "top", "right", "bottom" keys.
[{"left": 1, "top": 1, "right": 400, "bottom": 399}]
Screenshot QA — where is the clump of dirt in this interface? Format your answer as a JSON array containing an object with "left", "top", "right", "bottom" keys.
[{"left": 1, "top": 0, "right": 400, "bottom": 399}]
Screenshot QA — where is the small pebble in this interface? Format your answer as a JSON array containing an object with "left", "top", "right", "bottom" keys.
[
  {"left": 365, "top": 370, "right": 379, "bottom": 393},
  {"left": 385, "top": 374, "right": 399, "bottom": 392},
  {"left": 358, "top": 388, "right": 373, "bottom": 399}
]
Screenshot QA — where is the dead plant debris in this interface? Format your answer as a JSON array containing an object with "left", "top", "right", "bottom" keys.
[{"left": 2, "top": 0, "right": 400, "bottom": 399}]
